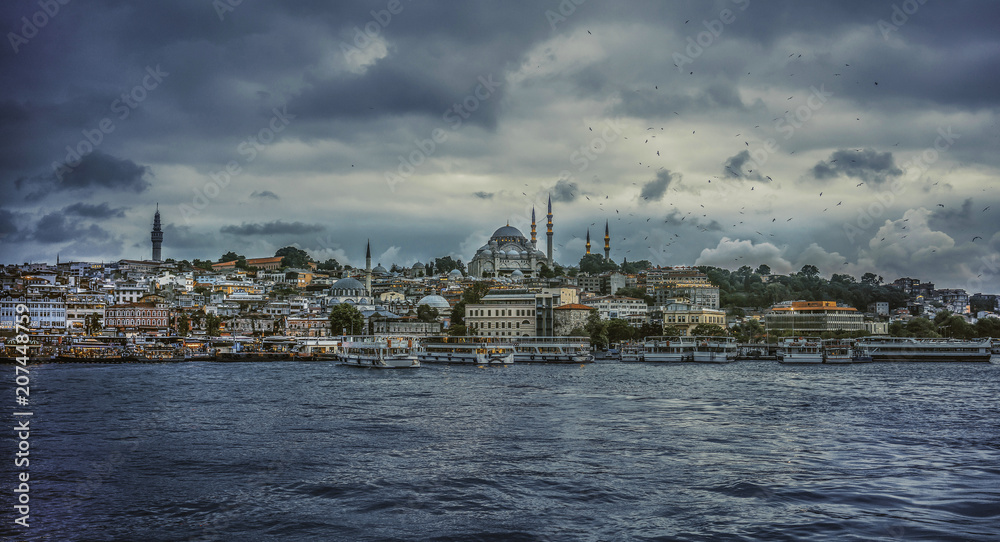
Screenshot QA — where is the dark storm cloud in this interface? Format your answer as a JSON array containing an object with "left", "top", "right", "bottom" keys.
[
  {"left": 0, "top": 209, "right": 18, "bottom": 239},
  {"left": 640, "top": 170, "right": 676, "bottom": 201},
  {"left": 663, "top": 209, "right": 723, "bottom": 232},
  {"left": 928, "top": 198, "right": 999, "bottom": 233},
  {"left": 22, "top": 152, "right": 151, "bottom": 200},
  {"left": 550, "top": 179, "right": 579, "bottom": 203},
  {"left": 63, "top": 202, "right": 128, "bottom": 219},
  {"left": 473, "top": 191, "right": 494, "bottom": 200},
  {"left": 723, "top": 150, "right": 763, "bottom": 181},
  {"left": 250, "top": 190, "right": 280, "bottom": 200},
  {"left": 220, "top": 221, "right": 325, "bottom": 236},
  {"left": 811, "top": 149, "right": 902, "bottom": 185},
  {"left": 31, "top": 212, "right": 112, "bottom": 244}
]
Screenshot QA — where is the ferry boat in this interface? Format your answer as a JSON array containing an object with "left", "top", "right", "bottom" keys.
[
  {"left": 639, "top": 336, "right": 695, "bottom": 362},
  {"left": 855, "top": 337, "right": 992, "bottom": 362},
  {"left": 851, "top": 342, "right": 873, "bottom": 363},
  {"left": 692, "top": 336, "right": 737, "bottom": 363},
  {"left": 778, "top": 338, "right": 824, "bottom": 364},
  {"left": 55, "top": 338, "right": 127, "bottom": 362},
  {"left": 339, "top": 336, "right": 420, "bottom": 369},
  {"left": 619, "top": 343, "right": 643, "bottom": 362},
  {"left": 821, "top": 339, "right": 853, "bottom": 364},
  {"left": 512, "top": 337, "right": 593, "bottom": 363},
  {"left": 419, "top": 336, "right": 514, "bottom": 365}
]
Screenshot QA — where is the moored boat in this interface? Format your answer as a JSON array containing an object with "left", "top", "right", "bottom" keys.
[
  {"left": 339, "top": 336, "right": 420, "bottom": 369},
  {"left": 419, "top": 336, "right": 514, "bottom": 365},
  {"left": 512, "top": 336, "right": 593, "bottom": 363},
  {"left": 639, "top": 336, "right": 695, "bottom": 362},
  {"left": 778, "top": 337, "right": 824, "bottom": 364},
  {"left": 822, "top": 339, "right": 853, "bottom": 364},
  {"left": 855, "top": 337, "right": 992, "bottom": 362},
  {"left": 619, "top": 343, "right": 643, "bottom": 362},
  {"left": 692, "top": 336, "right": 737, "bottom": 363}
]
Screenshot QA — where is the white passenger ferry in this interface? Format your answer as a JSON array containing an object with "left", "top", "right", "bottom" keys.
[
  {"left": 512, "top": 337, "right": 593, "bottom": 363},
  {"left": 339, "top": 336, "right": 420, "bottom": 369},
  {"left": 821, "top": 339, "right": 853, "bottom": 364},
  {"left": 639, "top": 336, "right": 696, "bottom": 362},
  {"left": 419, "top": 336, "right": 514, "bottom": 365},
  {"left": 855, "top": 337, "right": 992, "bottom": 362},
  {"left": 778, "top": 338, "right": 824, "bottom": 364},
  {"left": 692, "top": 336, "right": 737, "bottom": 363},
  {"left": 619, "top": 342, "right": 643, "bottom": 362}
]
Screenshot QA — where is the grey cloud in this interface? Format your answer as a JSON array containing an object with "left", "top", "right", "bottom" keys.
[
  {"left": 473, "top": 191, "right": 494, "bottom": 199},
  {"left": 32, "top": 212, "right": 113, "bottom": 244},
  {"left": 63, "top": 202, "right": 128, "bottom": 218},
  {"left": 550, "top": 179, "right": 579, "bottom": 203},
  {"left": 250, "top": 190, "right": 281, "bottom": 200},
  {"left": 811, "top": 149, "right": 902, "bottom": 185},
  {"left": 220, "top": 221, "right": 326, "bottom": 236},
  {"left": 724, "top": 150, "right": 764, "bottom": 181},
  {"left": 640, "top": 170, "right": 676, "bottom": 201}
]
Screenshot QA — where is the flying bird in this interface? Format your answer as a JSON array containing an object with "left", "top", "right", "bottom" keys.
[{"left": 972, "top": 236, "right": 982, "bottom": 241}]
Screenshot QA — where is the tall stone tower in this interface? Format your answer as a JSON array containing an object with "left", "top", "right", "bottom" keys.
[
  {"left": 151, "top": 204, "right": 163, "bottom": 261},
  {"left": 604, "top": 220, "right": 610, "bottom": 262},
  {"left": 585, "top": 229, "right": 591, "bottom": 255},
  {"left": 546, "top": 194, "right": 553, "bottom": 266},
  {"left": 365, "top": 240, "right": 372, "bottom": 295}
]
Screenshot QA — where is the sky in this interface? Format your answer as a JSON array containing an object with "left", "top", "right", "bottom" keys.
[{"left": 1, "top": 0, "right": 998, "bottom": 291}]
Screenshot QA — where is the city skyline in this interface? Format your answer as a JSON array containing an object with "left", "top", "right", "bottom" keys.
[{"left": 1, "top": 1, "right": 999, "bottom": 291}]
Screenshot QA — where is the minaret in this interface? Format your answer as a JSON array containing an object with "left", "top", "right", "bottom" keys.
[
  {"left": 530, "top": 207, "right": 537, "bottom": 248},
  {"left": 585, "top": 229, "right": 591, "bottom": 255},
  {"left": 365, "top": 240, "right": 372, "bottom": 296},
  {"left": 546, "top": 194, "right": 553, "bottom": 266},
  {"left": 151, "top": 204, "right": 163, "bottom": 261},
  {"left": 604, "top": 220, "right": 610, "bottom": 262}
]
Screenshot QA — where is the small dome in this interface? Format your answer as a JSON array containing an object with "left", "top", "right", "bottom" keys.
[
  {"left": 413, "top": 261, "right": 425, "bottom": 269},
  {"left": 506, "top": 249, "right": 520, "bottom": 258},
  {"left": 511, "top": 269, "right": 524, "bottom": 278},
  {"left": 448, "top": 269, "right": 463, "bottom": 278},
  {"left": 416, "top": 295, "right": 451, "bottom": 310},
  {"left": 373, "top": 263, "right": 388, "bottom": 274}
]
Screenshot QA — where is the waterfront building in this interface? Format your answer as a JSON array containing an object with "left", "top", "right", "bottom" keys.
[
  {"left": 465, "top": 290, "right": 556, "bottom": 337},
  {"left": 0, "top": 292, "right": 67, "bottom": 333},
  {"left": 764, "top": 300, "right": 864, "bottom": 334},
  {"left": 662, "top": 302, "right": 727, "bottom": 336},
  {"left": 104, "top": 302, "right": 170, "bottom": 335},
  {"left": 589, "top": 295, "right": 648, "bottom": 324}
]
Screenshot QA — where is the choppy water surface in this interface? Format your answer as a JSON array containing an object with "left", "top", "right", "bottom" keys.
[{"left": 6, "top": 360, "right": 1000, "bottom": 541}]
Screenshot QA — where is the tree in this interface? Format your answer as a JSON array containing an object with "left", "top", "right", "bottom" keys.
[
  {"left": 84, "top": 313, "right": 103, "bottom": 335},
  {"left": 974, "top": 316, "right": 1000, "bottom": 338},
  {"left": 606, "top": 318, "right": 635, "bottom": 344},
  {"left": 755, "top": 264, "right": 771, "bottom": 276},
  {"left": 450, "top": 282, "right": 493, "bottom": 327},
  {"left": 220, "top": 251, "right": 243, "bottom": 263},
  {"left": 799, "top": 264, "right": 820, "bottom": 278},
  {"left": 317, "top": 258, "right": 342, "bottom": 271},
  {"left": 448, "top": 324, "right": 467, "bottom": 336},
  {"left": 861, "top": 272, "right": 881, "bottom": 286},
  {"left": 276, "top": 246, "right": 311, "bottom": 269},
  {"left": 416, "top": 304, "right": 440, "bottom": 323},
  {"left": 732, "top": 319, "right": 763, "bottom": 342},
  {"left": 567, "top": 326, "right": 588, "bottom": 338},
  {"left": 431, "top": 256, "right": 465, "bottom": 275},
  {"left": 178, "top": 313, "right": 190, "bottom": 336},
  {"left": 579, "top": 254, "right": 619, "bottom": 275},
  {"left": 584, "top": 309, "right": 608, "bottom": 349},
  {"left": 205, "top": 314, "right": 222, "bottom": 337},
  {"left": 620, "top": 259, "right": 652, "bottom": 274},
  {"left": 329, "top": 304, "right": 365, "bottom": 336}
]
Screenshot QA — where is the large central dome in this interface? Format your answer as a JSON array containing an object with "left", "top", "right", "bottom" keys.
[{"left": 491, "top": 225, "right": 525, "bottom": 240}]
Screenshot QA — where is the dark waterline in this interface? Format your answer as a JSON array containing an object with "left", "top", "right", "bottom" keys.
[{"left": 5, "top": 360, "right": 1000, "bottom": 541}]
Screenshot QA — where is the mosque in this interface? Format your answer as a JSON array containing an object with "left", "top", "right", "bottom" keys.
[{"left": 469, "top": 195, "right": 588, "bottom": 279}]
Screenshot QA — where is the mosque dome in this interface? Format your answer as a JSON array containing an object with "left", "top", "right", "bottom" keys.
[
  {"left": 491, "top": 224, "right": 525, "bottom": 240},
  {"left": 373, "top": 263, "right": 388, "bottom": 274},
  {"left": 511, "top": 269, "right": 524, "bottom": 279},
  {"left": 415, "top": 295, "right": 451, "bottom": 310},
  {"left": 413, "top": 262, "right": 425, "bottom": 269},
  {"left": 448, "top": 269, "right": 463, "bottom": 278},
  {"left": 330, "top": 277, "right": 365, "bottom": 291}
]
